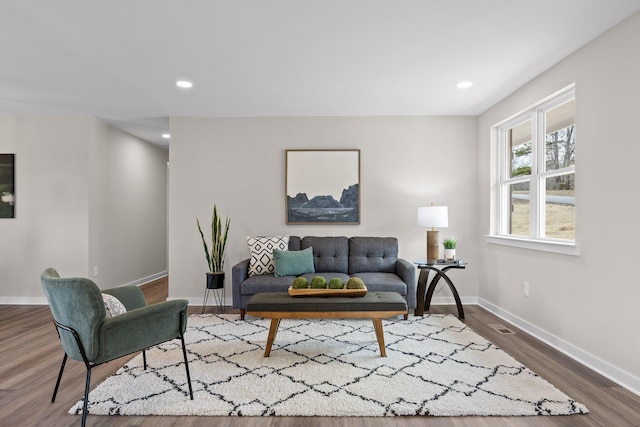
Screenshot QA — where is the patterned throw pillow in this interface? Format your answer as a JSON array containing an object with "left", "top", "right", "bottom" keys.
[
  {"left": 102, "top": 293, "right": 127, "bottom": 317},
  {"left": 247, "top": 235, "right": 289, "bottom": 276}
]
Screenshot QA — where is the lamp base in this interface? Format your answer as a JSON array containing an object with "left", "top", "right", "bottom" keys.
[{"left": 427, "top": 230, "right": 440, "bottom": 263}]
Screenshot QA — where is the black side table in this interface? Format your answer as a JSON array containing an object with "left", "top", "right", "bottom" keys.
[{"left": 414, "top": 260, "right": 466, "bottom": 319}]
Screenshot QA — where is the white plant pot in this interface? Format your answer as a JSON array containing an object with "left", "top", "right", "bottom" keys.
[{"left": 444, "top": 248, "right": 456, "bottom": 260}]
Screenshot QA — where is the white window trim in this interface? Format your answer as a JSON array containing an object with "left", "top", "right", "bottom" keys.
[
  {"left": 485, "top": 234, "right": 580, "bottom": 256},
  {"left": 488, "top": 84, "right": 578, "bottom": 255}
]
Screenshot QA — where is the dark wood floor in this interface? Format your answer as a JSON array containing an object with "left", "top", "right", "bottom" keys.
[{"left": 1, "top": 278, "right": 639, "bottom": 426}]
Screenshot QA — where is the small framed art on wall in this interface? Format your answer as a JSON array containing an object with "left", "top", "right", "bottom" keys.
[{"left": 0, "top": 154, "right": 15, "bottom": 218}]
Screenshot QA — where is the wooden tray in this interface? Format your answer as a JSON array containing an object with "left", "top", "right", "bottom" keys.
[{"left": 288, "top": 285, "right": 368, "bottom": 298}]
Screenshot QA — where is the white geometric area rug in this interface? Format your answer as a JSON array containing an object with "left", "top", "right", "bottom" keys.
[{"left": 70, "top": 314, "right": 588, "bottom": 417}]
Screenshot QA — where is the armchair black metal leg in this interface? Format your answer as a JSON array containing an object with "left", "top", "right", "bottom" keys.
[
  {"left": 81, "top": 366, "right": 92, "bottom": 427},
  {"left": 143, "top": 348, "right": 147, "bottom": 370},
  {"left": 179, "top": 311, "right": 194, "bottom": 400},
  {"left": 51, "top": 353, "right": 68, "bottom": 402},
  {"left": 180, "top": 332, "right": 194, "bottom": 400}
]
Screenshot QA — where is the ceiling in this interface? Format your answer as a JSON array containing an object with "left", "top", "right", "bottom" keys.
[{"left": 1, "top": 0, "right": 639, "bottom": 147}]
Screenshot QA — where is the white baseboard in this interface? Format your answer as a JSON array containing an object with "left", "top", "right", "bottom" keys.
[
  {"left": 121, "top": 271, "right": 168, "bottom": 287},
  {"left": 477, "top": 297, "right": 640, "bottom": 397},
  {"left": 0, "top": 296, "right": 49, "bottom": 305}
]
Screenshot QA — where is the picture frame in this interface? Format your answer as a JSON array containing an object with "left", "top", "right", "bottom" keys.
[
  {"left": 286, "top": 149, "right": 360, "bottom": 225},
  {"left": 0, "top": 154, "right": 15, "bottom": 219}
]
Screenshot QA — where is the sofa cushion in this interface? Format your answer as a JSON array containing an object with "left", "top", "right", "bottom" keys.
[
  {"left": 301, "top": 236, "right": 349, "bottom": 274},
  {"left": 288, "top": 236, "right": 301, "bottom": 251},
  {"left": 239, "top": 274, "right": 296, "bottom": 295},
  {"left": 247, "top": 236, "right": 290, "bottom": 276},
  {"left": 241, "top": 273, "right": 352, "bottom": 297},
  {"left": 349, "top": 237, "right": 398, "bottom": 275},
  {"left": 273, "top": 247, "right": 315, "bottom": 277},
  {"left": 352, "top": 272, "right": 407, "bottom": 296}
]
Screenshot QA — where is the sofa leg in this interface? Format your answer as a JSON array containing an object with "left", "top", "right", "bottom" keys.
[
  {"left": 240, "top": 309, "right": 245, "bottom": 320},
  {"left": 404, "top": 313, "right": 408, "bottom": 320}
]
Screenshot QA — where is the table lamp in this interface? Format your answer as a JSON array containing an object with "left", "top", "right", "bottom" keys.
[{"left": 417, "top": 205, "right": 448, "bottom": 263}]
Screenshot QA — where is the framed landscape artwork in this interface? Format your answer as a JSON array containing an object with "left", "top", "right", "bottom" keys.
[
  {"left": 286, "top": 149, "right": 360, "bottom": 225},
  {"left": 0, "top": 154, "right": 15, "bottom": 218}
]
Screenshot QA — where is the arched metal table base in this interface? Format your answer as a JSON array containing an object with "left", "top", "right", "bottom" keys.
[{"left": 415, "top": 263, "right": 466, "bottom": 319}]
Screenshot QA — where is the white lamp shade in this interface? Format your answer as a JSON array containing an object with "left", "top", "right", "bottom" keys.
[{"left": 417, "top": 206, "right": 448, "bottom": 228}]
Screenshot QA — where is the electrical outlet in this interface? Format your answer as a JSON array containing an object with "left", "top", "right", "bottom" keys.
[
  {"left": 523, "top": 281, "right": 529, "bottom": 297},
  {"left": 93, "top": 265, "right": 99, "bottom": 277}
]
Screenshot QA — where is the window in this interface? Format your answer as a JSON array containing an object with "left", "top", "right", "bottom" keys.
[{"left": 493, "top": 86, "right": 576, "bottom": 251}]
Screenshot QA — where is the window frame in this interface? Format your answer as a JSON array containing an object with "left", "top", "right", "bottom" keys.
[{"left": 489, "top": 85, "right": 579, "bottom": 255}]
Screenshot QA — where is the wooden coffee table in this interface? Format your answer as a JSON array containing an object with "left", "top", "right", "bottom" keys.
[{"left": 245, "top": 292, "right": 408, "bottom": 357}]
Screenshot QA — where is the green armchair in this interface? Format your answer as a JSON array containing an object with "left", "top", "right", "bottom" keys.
[{"left": 40, "top": 268, "right": 193, "bottom": 427}]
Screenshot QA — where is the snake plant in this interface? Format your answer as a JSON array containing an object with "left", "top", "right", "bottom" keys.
[{"left": 197, "top": 205, "right": 231, "bottom": 272}]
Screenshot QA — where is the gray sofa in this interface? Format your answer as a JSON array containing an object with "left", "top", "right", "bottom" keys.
[{"left": 232, "top": 236, "right": 416, "bottom": 319}]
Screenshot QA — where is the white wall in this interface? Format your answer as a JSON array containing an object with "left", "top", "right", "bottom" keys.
[
  {"left": 0, "top": 115, "right": 169, "bottom": 302},
  {"left": 89, "top": 121, "right": 169, "bottom": 288},
  {"left": 0, "top": 116, "right": 91, "bottom": 302},
  {"left": 477, "top": 12, "right": 640, "bottom": 388},
  {"left": 168, "top": 116, "right": 479, "bottom": 303}
]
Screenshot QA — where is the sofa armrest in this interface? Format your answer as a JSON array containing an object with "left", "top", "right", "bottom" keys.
[
  {"left": 232, "top": 259, "right": 250, "bottom": 309},
  {"left": 396, "top": 258, "right": 417, "bottom": 309}
]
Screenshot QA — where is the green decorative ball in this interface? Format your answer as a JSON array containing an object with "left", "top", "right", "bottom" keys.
[
  {"left": 328, "top": 278, "right": 344, "bottom": 289},
  {"left": 310, "top": 276, "right": 327, "bottom": 289},
  {"left": 346, "top": 277, "right": 366, "bottom": 289},
  {"left": 291, "top": 277, "right": 309, "bottom": 289}
]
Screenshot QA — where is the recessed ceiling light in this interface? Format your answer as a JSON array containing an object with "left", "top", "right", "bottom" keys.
[
  {"left": 162, "top": 133, "right": 171, "bottom": 139},
  {"left": 456, "top": 81, "right": 473, "bottom": 89},
  {"left": 176, "top": 80, "right": 193, "bottom": 89}
]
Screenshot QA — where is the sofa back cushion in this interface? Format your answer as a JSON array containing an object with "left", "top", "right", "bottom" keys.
[
  {"left": 301, "top": 236, "right": 349, "bottom": 274},
  {"left": 349, "top": 237, "right": 398, "bottom": 274},
  {"left": 288, "top": 236, "right": 301, "bottom": 251}
]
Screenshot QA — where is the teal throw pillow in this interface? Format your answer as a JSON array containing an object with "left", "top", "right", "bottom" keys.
[{"left": 273, "top": 247, "right": 315, "bottom": 277}]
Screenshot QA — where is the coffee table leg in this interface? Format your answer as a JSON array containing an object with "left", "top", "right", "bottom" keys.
[
  {"left": 372, "top": 318, "right": 387, "bottom": 357},
  {"left": 264, "top": 318, "right": 281, "bottom": 357}
]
